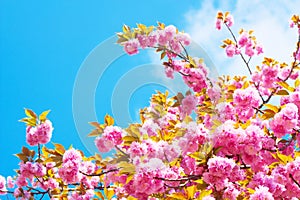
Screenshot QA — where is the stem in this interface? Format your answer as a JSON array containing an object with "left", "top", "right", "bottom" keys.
[
  {"left": 290, "top": 174, "right": 300, "bottom": 188},
  {"left": 179, "top": 41, "right": 189, "bottom": 59},
  {"left": 224, "top": 23, "right": 253, "bottom": 75},
  {"left": 0, "top": 190, "right": 14, "bottom": 194},
  {"left": 154, "top": 174, "right": 200, "bottom": 182},
  {"left": 38, "top": 144, "right": 41, "bottom": 160},
  {"left": 79, "top": 168, "right": 119, "bottom": 177},
  {"left": 115, "top": 145, "right": 130, "bottom": 158},
  {"left": 283, "top": 34, "right": 300, "bottom": 82}
]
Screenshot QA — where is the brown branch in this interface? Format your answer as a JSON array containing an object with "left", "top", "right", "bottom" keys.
[
  {"left": 290, "top": 174, "right": 300, "bottom": 188},
  {"left": 79, "top": 168, "right": 119, "bottom": 177},
  {"left": 283, "top": 34, "right": 300, "bottom": 82},
  {"left": 224, "top": 23, "right": 253, "bottom": 75}
]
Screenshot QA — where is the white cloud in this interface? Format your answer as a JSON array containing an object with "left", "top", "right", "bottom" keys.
[
  {"left": 184, "top": 0, "right": 300, "bottom": 76},
  {"left": 148, "top": 0, "right": 299, "bottom": 93}
]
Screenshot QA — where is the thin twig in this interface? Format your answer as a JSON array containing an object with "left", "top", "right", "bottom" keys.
[{"left": 79, "top": 168, "right": 119, "bottom": 177}]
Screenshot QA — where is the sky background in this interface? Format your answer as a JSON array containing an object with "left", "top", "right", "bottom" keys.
[{"left": 1, "top": 0, "right": 299, "bottom": 179}]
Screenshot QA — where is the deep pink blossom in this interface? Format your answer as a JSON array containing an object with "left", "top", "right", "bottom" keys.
[
  {"left": 26, "top": 120, "right": 53, "bottom": 146},
  {"left": 270, "top": 103, "right": 299, "bottom": 137}
]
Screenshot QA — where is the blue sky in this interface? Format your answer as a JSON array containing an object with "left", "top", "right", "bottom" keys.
[{"left": 0, "top": 0, "right": 299, "bottom": 178}]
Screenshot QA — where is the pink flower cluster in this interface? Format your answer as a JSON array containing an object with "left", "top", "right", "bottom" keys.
[
  {"left": 249, "top": 186, "right": 274, "bottom": 200},
  {"left": 233, "top": 87, "right": 261, "bottom": 121},
  {"left": 123, "top": 25, "right": 191, "bottom": 55},
  {"left": 26, "top": 120, "right": 53, "bottom": 146},
  {"left": 224, "top": 30, "right": 264, "bottom": 57},
  {"left": 252, "top": 64, "right": 299, "bottom": 96},
  {"left": 58, "top": 148, "right": 83, "bottom": 184},
  {"left": 180, "top": 94, "right": 198, "bottom": 118},
  {"left": 213, "top": 121, "right": 266, "bottom": 156},
  {"left": 13, "top": 161, "right": 47, "bottom": 197},
  {"left": 95, "top": 125, "right": 124, "bottom": 152},
  {"left": 122, "top": 158, "right": 181, "bottom": 200},
  {"left": 270, "top": 103, "right": 299, "bottom": 138},
  {"left": 203, "top": 156, "right": 245, "bottom": 191},
  {"left": 215, "top": 12, "right": 234, "bottom": 30},
  {"left": 178, "top": 122, "right": 208, "bottom": 155},
  {"left": 165, "top": 59, "right": 209, "bottom": 92},
  {"left": 248, "top": 159, "right": 300, "bottom": 199},
  {"left": 280, "top": 91, "right": 300, "bottom": 116},
  {"left": 216, "top": 12, "right": 263, "bottom": 58}
]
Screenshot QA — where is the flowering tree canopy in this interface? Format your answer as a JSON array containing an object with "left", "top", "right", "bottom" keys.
[{"left": 0, "top": 12, "right": 300, "bottom": 200}]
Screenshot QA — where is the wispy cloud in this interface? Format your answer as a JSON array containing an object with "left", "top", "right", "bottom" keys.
[{"left": 184, "top": 0, "right": 300, "bottom": 76}]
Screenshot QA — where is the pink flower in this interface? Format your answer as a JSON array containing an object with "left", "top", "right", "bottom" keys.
[
  {"left": 223, "top": 183, "right": 240, "bottom": 200},
  {"left": 245, "top": 45, "right": 255, "bottom": 57},
  {"left": 26, "top": 126, "right": 39, "bottom": 146},
  {"left": 128, "top": 141, "right": 147, "bottom": 158},
  {"left": 63, "top": 148, "right": 82, "bottom": 163},
  {"left": 225, "top": 44, "right": 237, "bottom": 57},
  {"left": 124, "top": 39, "right": 139, "bottom": 55},
  {"left": 95, "top": 126, "right": 123, "bottom": 153},
  {"left": 238, "top": 32, "right": 249, "bottom": 47},
  {"left": 180, "top": 94, "right": 197, "bottom": 117},
  {"left": 270, "top": 103, "right": 299, "bottom": 137},
  {"left": 203, "top": 156, "right": 245, "bottom": 191},
  {"left": 0, "top": 175, "right": 6, "bottom": 195},
  {"left": 95, "top": 136, "right": 114, "bottom": 152},
  {"left": 233, "top": 87, "right": 261, "bottom": 108},
  {"left": 137, "top": 34, "right": 149, "bottom": 49},
  {"left": 58, "top": 160, "right": 81, "bottom": 184},
  {"left": 250, "top": 186, "right": 274, "bottom": 200},
  {"left": 177, "top": 32, "right": 191, "bottom": 46},
  {"left": 287, "top": 157, "right": 300, "bottom": 183},
  {"left": 15, "top": 175, "right": 27, "bottom": 187},
  {"left": 216, "top": 18, "right": 222, "bottom": 30},
  {"left": 225, "top": 14, "right": 234, "bottom": 27},
  {"left": 6, "top": 176, "right": 14, "bottom": 188},
  {"left": 103, "top": 126, "right": 124, "bottom": 146},
  {"left": 147, "top": 32, "right": 158, "bottom": 47},
  {"left": 165, "top": 66, "right": 174, "bottom": 79},
  {"left": 26, "top": 120, "right": 53, "bottom": 146},
  {"left": 255, "top": 44, "right": 263, "bottom": 55},
  {"left": 179, "top": 122, "right": 208, "bottom": 155},
  {"left": 37, "top": 120, "right": 53, "bottom": 144},
  {"left": 140, "top": 119, "right": 160, "bottom": 137}
]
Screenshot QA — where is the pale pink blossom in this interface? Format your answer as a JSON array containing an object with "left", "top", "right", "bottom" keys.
[
  {"left": 124, "top": 39, "right": 139, "bottom": 55},
  {"left": 180, "top": 94, "right": 197, "bottom": 117},
  {"left": 250, "top": 186, "right": 274, "bottom": 200},
  {"left": 0, "top": 175, "right": 6, "bottom": 195},
  {"left": 215, "top": 18, "right": 222, "bottom": 30},
  {"left": 6, "top": 176, "right": 14, "bottom": 188},
  {"left": 95, "top": 136, "right": 114, "bottom": 152}
]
